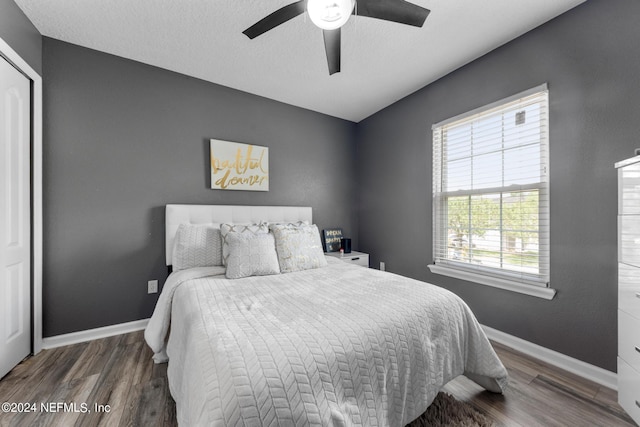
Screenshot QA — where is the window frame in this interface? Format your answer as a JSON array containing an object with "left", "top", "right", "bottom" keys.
[{"left": 428, "top": 84, "right": 556, "bottom": 300}]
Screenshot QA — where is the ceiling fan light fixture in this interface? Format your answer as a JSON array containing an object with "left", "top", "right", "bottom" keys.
[{"left": 307, "top": 0, "right": 355, "bottom": 30}]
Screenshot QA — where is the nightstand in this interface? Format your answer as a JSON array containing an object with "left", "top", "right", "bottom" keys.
[{"left": 325, "top": 251, "right": 369, "bottom": 268}]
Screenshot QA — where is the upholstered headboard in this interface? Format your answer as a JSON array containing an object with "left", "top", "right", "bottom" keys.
[{"left": 165, "top": 204, "right": 313, "bottom": 266}]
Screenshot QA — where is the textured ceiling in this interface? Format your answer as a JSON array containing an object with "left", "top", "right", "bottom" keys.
[{"left": 15, "top": 0, "right": 586, "bottom": 122}]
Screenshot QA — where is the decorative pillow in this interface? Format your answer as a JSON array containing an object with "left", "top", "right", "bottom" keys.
[
  {"left": 220, "top": 222, "right": 269, "bottom": 266},
  {"left": 269, "top": 220, "right": 309, "bottom": 227},
  {"left": 270, "top": 223, "right": 328, "bottom": 273},
  {"left": 172, "top": 223, "right": 222, "bottom": 271},
  {"left": 225, "top": 232, "right": 280, "bottom": 279}
]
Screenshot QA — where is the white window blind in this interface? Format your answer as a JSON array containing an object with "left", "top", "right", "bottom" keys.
[{"left": 432, "top": 84, "right": 549, "bottom": 287}]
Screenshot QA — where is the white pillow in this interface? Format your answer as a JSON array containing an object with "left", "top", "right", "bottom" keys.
[
  {"left": 270, "top": 223, "right": 327, "bottom": 273},
  {"left": 220, "top": 222, "right": 269, "bottom": 266},
  {"left": 269, "top": 220, "right": 309, "bottom": 227},
  {"left": 172, "top": 224, "right": 222, "bottom": 271},
  {"left": 225, "top": 232, "right": 280, "bottom": 279}
]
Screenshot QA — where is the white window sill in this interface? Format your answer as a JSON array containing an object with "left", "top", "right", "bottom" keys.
[{"left": 427, "top": 264, "right": 557, "bottom": 300}]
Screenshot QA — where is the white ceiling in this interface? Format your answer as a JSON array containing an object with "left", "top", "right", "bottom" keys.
[{"left": 15, "top": 0, "right": 586, "bottom": 122}]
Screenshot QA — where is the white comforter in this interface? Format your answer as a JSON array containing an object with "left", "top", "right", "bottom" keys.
[{"left": 145, "top": 258, "right": 508, "bottom": 426}]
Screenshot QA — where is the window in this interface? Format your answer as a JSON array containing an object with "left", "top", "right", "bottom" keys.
[{"left": 430, "top": 84, "right": 552, "bottom": 298}]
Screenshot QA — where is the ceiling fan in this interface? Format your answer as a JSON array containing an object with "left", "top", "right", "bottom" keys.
[{"left": 243, "top": 0, "right": 431, "bottom": 75}]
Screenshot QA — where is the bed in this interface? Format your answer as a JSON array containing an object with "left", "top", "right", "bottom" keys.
[{"left": 145, "top": 204, "right": 508, "bottom": 426}]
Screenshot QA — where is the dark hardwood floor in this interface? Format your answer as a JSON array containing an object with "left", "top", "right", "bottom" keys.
[
  {"left": 0, "top": 331, "right": 635, "bottom": 426},
  {"left": 443, "top": 341, "right": 637, "bottom": 427},
  {"left": 0, "top": 331, "right": 175, "bottom": 427}
]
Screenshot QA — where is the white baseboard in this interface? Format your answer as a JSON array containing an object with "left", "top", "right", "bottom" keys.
[
  {"left": 482, "top": 324, "right": 617, "bottom": 391},
  {"left": 39, "top": 319, "right": 617, "bottom": 390},
  {"left": 42, "top": 318, "right": 149, "bottom": 350}
]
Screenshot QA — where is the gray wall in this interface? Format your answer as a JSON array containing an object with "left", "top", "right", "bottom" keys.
[
  {"left": 29, "top": 0, "right": 640, "bottom": 371},
  {"left": 0, "top": 0, "right": 41, "bottom": 75},
  {"left": 356, "top": 0, "right": 640, "bottom": 372},
  {"left": 42, "top": 38, "right": 357, "bottom": 337}
]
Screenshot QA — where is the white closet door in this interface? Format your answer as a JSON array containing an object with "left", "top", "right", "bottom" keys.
[{"left": 0, "top": 56, "right": 31, "bottom": 379}]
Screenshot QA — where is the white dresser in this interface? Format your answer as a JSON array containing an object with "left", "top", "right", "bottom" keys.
[{"left": 616, "top": 155, "right": 640, "bottom": 424}]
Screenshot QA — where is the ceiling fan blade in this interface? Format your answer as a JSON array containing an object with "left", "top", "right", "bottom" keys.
[
  {"left": 357, "top": 0, "right": 430, "bottom": 27},
  {"left": 323, "top": 29, "right": 341, "bottom": 75},
  {"left": 243, "top": 0, "right": 306, "bottom": 39}
]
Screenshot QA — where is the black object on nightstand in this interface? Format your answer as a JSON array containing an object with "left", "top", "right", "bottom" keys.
[{"left": 340, "top": 238, "right": 352, "bottom": 253}]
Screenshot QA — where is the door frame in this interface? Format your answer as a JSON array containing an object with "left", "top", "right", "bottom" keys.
[{"left": 0, "top": 36, "right": 43, "bottom": 354}]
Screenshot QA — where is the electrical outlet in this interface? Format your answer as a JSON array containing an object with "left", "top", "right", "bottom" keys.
[
  {"left": 380, "top": 262, "right": 385, "bottom": 271},
  {"left": 148, "top": 280, "right": 158, "bottom": 294}
]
